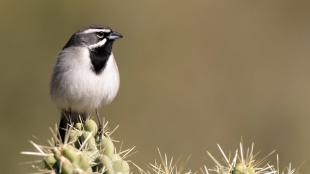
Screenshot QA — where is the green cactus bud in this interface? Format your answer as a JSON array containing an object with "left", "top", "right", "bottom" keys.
[
  {"left": 112, "top": 160, "right": 130, "bottom": 174},
  {"left": 62, "top": 145, "right": 79, "bottom": 163},
  {"left": 52, "top": 148, "right": 62, "bottom": 161},
  {"left": 88, "top": 137, "right": 97, "bottom": 151},
  {"left": 77, "top": 152, "right": 91, "bottom": 171},
  {"left": 72, "top": 169, "right": 83, "bottom": 174},
  {"left": 247, "top": 167, "right": 255, "bottom": 174},
  {"left": 69, "top": 131, "right": 78, "bottom": 143},
  {"left": 61, "top": 159, "right": 74, "bottom": 174},
  {"left": 44, "top": 155, "right": 57, "bottom": 169},
  {"left": 84, "top": 119, "right": 98, "bottom": 136},
  {"left": 74, "top": 131, "right": 92, "bottom": 149},
  {"left": 233, "top": 163, "right": 245, "bottom": 174},
  {"left": 80, "top": 131, "right": 97, "bottom": 151},
  {"left": 75, "top": 123, "right": 83, "bottom": 130},
  {"left": 81, "top": 131, "right": 92, "bottom": 141},
  {"left": 100, "top": 155, "right": 113, "bottom": 174},
  {"left": 69, "top": 129, "right": 82, "bottom": 143},
  {"left": 232, "top": 163, "right": 255, "bottom": 174},
  {"left": 80, "top": 131, "right": 91, "bottom": 144},
  {"left": 101, "top": 136, "right": 114, "bottom": 157}
]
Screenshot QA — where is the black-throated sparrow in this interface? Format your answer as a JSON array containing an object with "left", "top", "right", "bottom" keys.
[{"left": 50, "top": 25, "right": 122, "bottom": 140}]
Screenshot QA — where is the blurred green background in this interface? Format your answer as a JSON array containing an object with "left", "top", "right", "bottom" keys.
[{"left": 0, "top": 0, "right": 310, "bottom": 173}]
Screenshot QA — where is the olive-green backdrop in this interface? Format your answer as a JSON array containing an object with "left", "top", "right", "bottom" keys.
[{"left": 0, "top": 0, "right": 309, "bottom": 173}]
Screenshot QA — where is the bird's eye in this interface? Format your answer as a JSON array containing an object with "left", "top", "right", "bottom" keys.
[{"left": 96, "top": 32, "right": 104, "bottom": 38}]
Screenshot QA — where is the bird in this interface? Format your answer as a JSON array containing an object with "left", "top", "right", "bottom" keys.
[{"left": 50, "top": 25, "right": 123, "bottom": 141}]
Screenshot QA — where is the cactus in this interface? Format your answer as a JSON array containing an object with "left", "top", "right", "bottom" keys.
[
  {"left": 22, "top": 118, "right": 297, "bottom": 174},
  {"left": 203, "top": 142, "right": 296, "bottom": 174},
  {"left": 22, "top": 117, "right": 132, "bottom": 174}
]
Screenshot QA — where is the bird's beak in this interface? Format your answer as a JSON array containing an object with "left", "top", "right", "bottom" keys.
[{"left": 107, "top": 31, "right": 123, "bottom": 40}]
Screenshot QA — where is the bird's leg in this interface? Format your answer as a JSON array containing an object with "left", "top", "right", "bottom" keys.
[
  {"left": 59, "top": 109, "right": 71, "bottom": 143},
  {"left": 69, "top": 109, "right": 72, "bottom": 123},
  {"left": 96, "top": 109, "right": 104, "bottom": 137}
]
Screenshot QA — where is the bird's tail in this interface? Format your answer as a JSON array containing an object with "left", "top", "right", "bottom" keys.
[{"left": 59, "top": 110, "right": 87, "bottom": 142}]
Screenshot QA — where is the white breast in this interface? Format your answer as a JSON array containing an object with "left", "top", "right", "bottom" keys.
[{"left": 50, "top": 47, "right": 120, "bottom": 113}]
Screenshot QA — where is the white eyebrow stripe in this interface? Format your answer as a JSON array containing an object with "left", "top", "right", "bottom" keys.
[
  {"left": 82, "top": 28, "right": 111, "bottom": 34},
  {"left": 88, "top": 38, "right": 107, "bottom": 49}
]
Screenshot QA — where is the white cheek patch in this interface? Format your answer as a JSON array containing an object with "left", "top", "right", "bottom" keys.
[
  {"left": 88, "top": 38, "right": 107, "bottom": 49},
  {"left": 83, "top": 28, "right": 111, "bottom": 34}
]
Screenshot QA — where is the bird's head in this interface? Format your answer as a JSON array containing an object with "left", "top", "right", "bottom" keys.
[{"left": 63, "top": 25, "right": 123, "bottom": 50}]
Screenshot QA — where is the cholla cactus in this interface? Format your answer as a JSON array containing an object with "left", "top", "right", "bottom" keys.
[
  {"left": 147, "top": 149, "right": 192, "bottom": 174},
  {"left": 22, "top": 118, "right": 133, "bottom": 174},
  {"left": 22, "top": 118, "right": 298, "bottom": 174},
  {"left": 203, "top": 142, "right": 295, "bottom": 174},
  {"left": 276, "top": 156, "right": 295, "bottom": 174},
  {"left": 143, "top": 143, "right": 296, "bottom": 174}
]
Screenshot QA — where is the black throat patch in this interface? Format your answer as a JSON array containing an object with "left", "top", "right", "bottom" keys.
[{"left": 89, "top": 41, "right": 113, "bottom": 74}]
